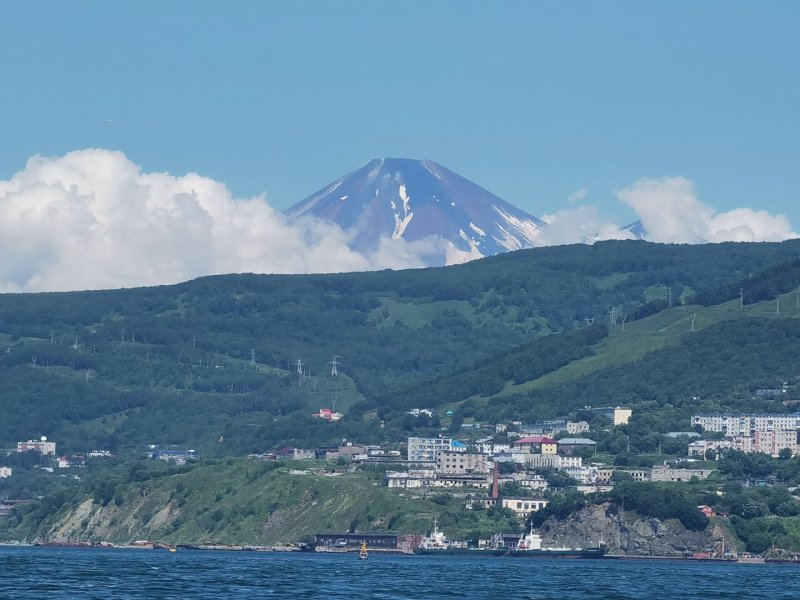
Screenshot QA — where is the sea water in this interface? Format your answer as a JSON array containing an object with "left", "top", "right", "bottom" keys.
[{"left": 0, "top": 546, "right": 798, "bottom": 599}]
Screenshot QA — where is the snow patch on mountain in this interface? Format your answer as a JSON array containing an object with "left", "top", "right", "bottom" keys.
[{"left": 469, "top": 222, "right": 486, "bottom": 237}]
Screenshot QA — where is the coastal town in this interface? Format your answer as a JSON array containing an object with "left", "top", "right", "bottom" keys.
[{"left": 4, "top": 401, "right": 800, "bottom": 561}]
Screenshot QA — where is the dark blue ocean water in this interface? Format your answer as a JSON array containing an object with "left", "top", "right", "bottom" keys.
[{"left": 1, "top": 547, "right": 798, "bottom": 599}]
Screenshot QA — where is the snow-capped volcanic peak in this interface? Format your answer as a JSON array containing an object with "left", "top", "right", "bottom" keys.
[{"left": 286, "top": 158, "right": 545, "bottom": 266}]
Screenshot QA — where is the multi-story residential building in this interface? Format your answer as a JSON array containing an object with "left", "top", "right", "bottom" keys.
[
  {"left": 753, "top": 429, "right": 798, "bottom": 457},
  {"left": 688, "top": 436, "right": 754, "bottom": 458},
  {"left": 407, "top": 437, "right": 466, "bottom": 461},
  {"left": 692, "top": 413, "right": 800, "bottom": 436},
  {"left": 17, "top": 438, "right": 56, "bottom": 455},
  {"left": 586, "top": 407, "right": 632, "bottom": 425},
  {"left": 436, "top": 450, "right": 490, "bottom": 475},
  {"left": 752, "top": 414, "right": 800, "bottom": 432}
]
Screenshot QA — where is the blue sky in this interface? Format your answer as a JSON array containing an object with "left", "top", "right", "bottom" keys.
[{"left": 1, "top": 1, "right": 799, "bottom": 291}]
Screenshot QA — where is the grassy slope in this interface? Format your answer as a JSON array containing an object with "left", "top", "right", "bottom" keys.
[
  {"left": 484, "top": 291, "right": 800, "bottom": 402},
  {"left": 6, "top": 460, "right": 518, "bottom": 545}
]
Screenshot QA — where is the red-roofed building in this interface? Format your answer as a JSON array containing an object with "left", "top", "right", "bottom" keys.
[
  {"left": 512, "top": 436, "right": 558, "bottom": 455},
  {"left": 312, "top": 408, "right": 343, "bottom": 421}
]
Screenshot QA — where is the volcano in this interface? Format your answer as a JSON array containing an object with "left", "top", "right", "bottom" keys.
[{"left": 286, "top": 158, "right": 545, "bottom": 266}]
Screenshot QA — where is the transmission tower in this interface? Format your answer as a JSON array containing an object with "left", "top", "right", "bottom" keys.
[{"left": 329, "top": 355, "right": 340, "bottom": 376}]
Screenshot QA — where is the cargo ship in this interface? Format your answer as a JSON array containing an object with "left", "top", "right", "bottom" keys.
[
  {"left": 507, "top": 525, "right": 608, "bottom": 559},
  {"left": 414, "top": 518, "right": 506, "bottom": 556}
]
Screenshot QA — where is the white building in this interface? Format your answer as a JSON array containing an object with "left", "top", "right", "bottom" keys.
[
  {"left": 0, "top": 467, "right": 11, "bottom": 478},
  {"left": 492, "top": 497, "right": 549, "bottom": 517},
  {"left": 407, "top": 437, "right": 466, "bottom": 461},
  {"left": 17, "top": 438, "right": 56, "bottom": 455},
  {"left": 692, "top": 413, "right": 800, "bottom": 436},
  {"left": 386, "top": 469, "right": 436, "bottom": 488},
  {"left": 651, "top": 466, "right": 713, "bottom": 482}
]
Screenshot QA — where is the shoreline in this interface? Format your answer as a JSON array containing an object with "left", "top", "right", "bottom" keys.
[{"left": 4, "top": 541, "right": 798, "bottom": 564}]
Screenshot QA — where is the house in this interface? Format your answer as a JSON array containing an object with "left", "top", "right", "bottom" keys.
[
  {"left": 406, "top": 408, "right": 433, "bottom": 418},
  {"left": 521, "top": 420, "right": 568, "bottom": 437},
  {"left": 511, "top": 472, "right": 549, "bottom": 491},
  {"left": 312, "top": 408, "right": 343, "bottom": 421},
  {"left": 698, "top": 505, "right": 717, "bottom": 517},
  {"left": 650, "top": 465, "right": 712, "bottom": 482},
  {"left": 57, "top": 455, "right": 86, "bottom": 469},
  {"left": 152, "top": 449, "right": 195, "bottom": 464},
  {"left": 339, "top": 443, "right": 368, "bottom": 461},
  {"left": 315, "top": 446, "right": 340, "bottom": 460},
  {"left": 487, "top": 497, "right": 549, "bottom": 517},
  {"left": 566, "top": 420, "right": 590, "bottom": 434},
  {"left": 276, "top": 447, "right": 314, "bottom": 460},
  {"left": 556, "top": 438, "right": 597, "bottom": 456},
  {"left": 87, "top": 450, "right": 114, "bottom": 458},
  {"left": 0, "top": 467, "right": 11, "bottom": 478},
  {"left": 512, "top": 436, "right": 557, "bottom": 455}
]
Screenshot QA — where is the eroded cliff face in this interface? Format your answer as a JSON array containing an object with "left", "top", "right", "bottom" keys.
[
  {"left": 34, "top": 495, "right": 179, "bottom": 544},
  {"left": 538, "top": 503, "right": 727, "bottom": 556}
]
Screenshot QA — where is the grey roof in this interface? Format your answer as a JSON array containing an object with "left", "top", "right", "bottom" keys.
[{"left": 557, "top": 438, "right": 597, "bottom": 445}]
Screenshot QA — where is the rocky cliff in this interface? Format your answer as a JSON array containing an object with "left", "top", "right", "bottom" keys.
[{"left": 538, "top": 503, "right": 728, "bottom": 556}]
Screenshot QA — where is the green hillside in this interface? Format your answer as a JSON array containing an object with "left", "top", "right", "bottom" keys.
[
  {"left": 1, "top": 458, "right": 519, "bottom": 545},
  {"left": 1, "top": 239, "right": 799, "bottom": 455}
]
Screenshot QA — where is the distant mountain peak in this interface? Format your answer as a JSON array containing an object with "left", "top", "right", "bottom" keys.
[{"left": 286, "top": 158, "right": 545, "bottom": 266}]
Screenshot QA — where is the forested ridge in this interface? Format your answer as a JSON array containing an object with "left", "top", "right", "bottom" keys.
[{"left": 1, "top": 239, "right": 799, "bottom": 455}]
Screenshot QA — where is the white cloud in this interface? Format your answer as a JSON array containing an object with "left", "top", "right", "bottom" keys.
[
  {"left": 538, "top": 206, "right": 636, "bottom": 245},
  {"left": 1, "top": 151, "right": 796, "bottom": 293},
  {"left": 618, "top": 177, "right": 797, "bottom": 244},
  {"left": 567, "top": 188, "right": 588, "bottom": 204},
  {"left": 0, "top": 149, "right": 426, "bottom": 292}
]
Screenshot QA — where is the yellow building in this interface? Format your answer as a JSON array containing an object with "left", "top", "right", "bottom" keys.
[{"left": 512, "top": 436, "right": 558, "bottom": 455}]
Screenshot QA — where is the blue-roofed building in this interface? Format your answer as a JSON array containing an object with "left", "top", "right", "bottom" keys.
[{"left": 407, "top": 437, "right": 467, "bottom": 461}]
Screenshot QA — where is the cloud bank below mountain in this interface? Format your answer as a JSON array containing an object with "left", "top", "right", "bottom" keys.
[{"left": 0, "top": 150, "right": 796, "bottom": 292}]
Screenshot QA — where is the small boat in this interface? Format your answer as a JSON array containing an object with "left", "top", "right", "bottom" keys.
[
  {"left": 507, "top": 524, "right": 608, "bottom": 559},
  {"left": 359, "top": 542, "right": 368, "bottom": 560}
]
